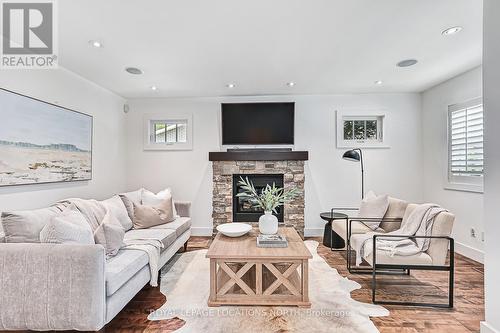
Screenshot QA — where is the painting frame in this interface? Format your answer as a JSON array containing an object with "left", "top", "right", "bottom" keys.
[{"left": 0, "top": 87, "right": 93, "bottom": 187}]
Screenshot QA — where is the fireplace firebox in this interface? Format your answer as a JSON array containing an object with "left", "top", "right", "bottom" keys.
[{"left": 232, "top": 174, "right": 284, "bottom": 222}]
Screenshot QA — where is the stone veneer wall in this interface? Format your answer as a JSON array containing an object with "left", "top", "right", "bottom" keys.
[{"left": 212, "top": 160, "right": 305, "bottom": 237}]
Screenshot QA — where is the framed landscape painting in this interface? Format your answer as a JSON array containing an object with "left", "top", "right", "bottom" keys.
[{"left": 0, "top": 88, "right": 92, "bottom": 187}]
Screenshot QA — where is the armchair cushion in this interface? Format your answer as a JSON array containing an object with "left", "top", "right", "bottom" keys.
[
  {"left": 380, "top": 197, "right": 408, "bottom": 232},
  {"left": 332, "top": 220, "right": 384, "bottom": 242},
  {"left": 358, "top": 191, "right": 389, "bottom": 230},
  {"left": 427, "top": 211, "right": 455, "bottom": 266},
  {"left": 364, "top": 249, "right": 432, "bottom": 266}
]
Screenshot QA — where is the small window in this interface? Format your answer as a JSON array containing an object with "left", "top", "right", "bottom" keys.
[
  {"left": 337, "top": 111, "right": 386, "bottom": 148},
  {"left": 151, "top": 121, "right": 188, "bottom": 144},
  {"left": 143, "top": 114, "right": 192, "bottom": 150},
  {"left": 447, "top": 98, "right": 483, "bottom": 192},
  {"left": 343, "top": 118, "right": 381, "bottom": 141}
]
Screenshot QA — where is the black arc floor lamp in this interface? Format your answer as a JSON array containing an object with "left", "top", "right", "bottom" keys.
[{"left": 342, "top": 148, "right": 364, "bottom": 200}]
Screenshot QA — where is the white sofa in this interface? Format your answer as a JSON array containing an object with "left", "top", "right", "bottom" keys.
[{"left": 0, "top": 198, "right": 191, "bottom": 331}]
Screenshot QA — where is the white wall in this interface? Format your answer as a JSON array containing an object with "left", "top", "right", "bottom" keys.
[
  {"left": 0, "top": 68, "right": 127, "bottom": 214},
  {"left": 125, "top": 93, "right": 423, "bottom": 236},
  {"left": 421, "top": 66, "right": 484, "bottom": 262},
  {"left": 482, "top": 1, "right": 500, "bottom": 332}
]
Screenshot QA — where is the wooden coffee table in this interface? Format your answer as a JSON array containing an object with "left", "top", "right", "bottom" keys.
[{"left": 206, "top": 227, "right": 312, "bottom": 307}]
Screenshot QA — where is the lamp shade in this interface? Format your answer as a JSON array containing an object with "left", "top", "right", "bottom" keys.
[{"left": 342, "top": 149, "right": 361, "bottom": 162}]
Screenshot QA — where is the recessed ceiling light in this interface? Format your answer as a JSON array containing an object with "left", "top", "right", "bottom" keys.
[
  {"left": 226, "top": 83, "right": 236, "bottom": 88},
  {"left": 125, "top": 67, "right": 143, "bottom": 75},
  {"left": 286, "top": 82, "right": 295, "bottom": 87},
  {"left": 442, "top": 26, "right": 463, "bottom": 36},
  {"left": 151, "top": 86, "right": 158, "bottom": 91},
  {"left": 374, "top": 80, "right": 383, "bottom": 85},
  {"left": 88, "top": 40, "right": 102, "bottom": 48},
  {"left": 397, "top": 59, "right": 418, "bottom": 68}
]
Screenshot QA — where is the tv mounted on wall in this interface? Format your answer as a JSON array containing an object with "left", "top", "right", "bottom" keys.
[{"left": 221, "top": 102, "right": 295, "bottom": 145}]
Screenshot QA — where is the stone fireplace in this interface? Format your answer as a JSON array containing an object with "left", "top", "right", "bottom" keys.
[
  {"left": 210, "top": 150, "right": 308, "bottom": 237},
  {"left": 233, "top": 173, "right": 285, "bottom": 223}
]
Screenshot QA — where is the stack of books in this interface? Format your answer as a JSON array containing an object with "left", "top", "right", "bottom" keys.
[{"left": 257, "top": 234, "right": 288, "bottom": 248}]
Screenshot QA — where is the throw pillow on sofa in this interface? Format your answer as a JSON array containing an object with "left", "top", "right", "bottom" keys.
[
  {"left": 142, "top": 188, "right": 179, "bottom": 218},
  {"left": 40, "top": 206, "right": 94, "bottom": 245},
  {"left": 358, "top": 191, "right": 390, "bottom": 230},
  {"left": 94, "top": 209, "right": 125, "bottom": 257},
  {"left": 133, "top": 194, "right": 175, "bottom": 229},
  {"left": 1, "top": 206, "right": 62, "bottom": 243},
  {"left": 102, "top": 195, "right": 133, "bottom": 231},
  {"left": 119, "top": 188, "right": 144, "bottom": 221}
]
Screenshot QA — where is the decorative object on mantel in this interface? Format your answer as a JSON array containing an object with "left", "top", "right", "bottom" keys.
[
  {"left": 236, "top": 176, "right": 299, "bottom": 235},
  {"left": 216, "top": 222, "right": 252, "bottom": 238},
  {"left": 342, "top": 148, "right": 365, "bottom": 199}
]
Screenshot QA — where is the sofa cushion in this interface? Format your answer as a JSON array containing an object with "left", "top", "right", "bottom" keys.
[
  {"left": 1, "top": 206, "right": 62, "bottom": 243},
  {"left": 124, "top": 228, "right": 177, "bottom": 249},
  {"left": 105, "top": 249, "right": 149, "bottom": 296},
  {"left": 151, "top": 217, "right": 192, "bottom": 238},
  {"left": 102, "top": 195, "right": 133, "bottom": 231}
]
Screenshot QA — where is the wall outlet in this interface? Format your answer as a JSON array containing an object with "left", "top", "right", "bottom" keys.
[{"left": 470, "top": 228, "right": 476, "bottom": 238}]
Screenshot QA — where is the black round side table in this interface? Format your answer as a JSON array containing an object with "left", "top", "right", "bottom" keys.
[{"left": 320, "top": 212, "right": 348, "bottom": 250}]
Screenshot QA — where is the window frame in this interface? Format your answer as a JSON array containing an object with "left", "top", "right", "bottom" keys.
[
  {"left": 336, "top": 110, "right": 388, "bottom": 148},
  {"left": 143, "top": 113, "right": 193, "bottom": 151},
  {"left": 445, "top": 97, "right": 483, "bottom": 193}
]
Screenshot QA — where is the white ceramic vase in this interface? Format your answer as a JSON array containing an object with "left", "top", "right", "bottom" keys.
[{"left": 259, "top": 211, "right": 278, "bottom": 235}]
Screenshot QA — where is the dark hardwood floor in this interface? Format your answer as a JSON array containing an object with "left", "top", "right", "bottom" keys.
[{"left": 103, "top": 236, "right": 484, "bottom": 333}]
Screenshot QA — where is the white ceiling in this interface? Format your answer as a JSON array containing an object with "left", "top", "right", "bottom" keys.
[{"left": 58, "top": 0, "right": 483, "bottom": 99}]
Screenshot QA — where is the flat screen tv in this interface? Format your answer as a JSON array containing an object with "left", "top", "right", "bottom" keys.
[{"left": 221, "top": 102, "right": 295, "bottom": 145}]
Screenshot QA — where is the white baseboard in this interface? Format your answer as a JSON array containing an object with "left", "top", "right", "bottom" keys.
[
  {"left": 304, "top": 228, "right": 324, "bottom": 237},
  {"left": 481, "top": 322, "right": 500, "bottom": 333},
  {"left": 455, "top": 241, "right": 484, "bottom": 264},
  {"left": 191, "top": 227, "right": 212, "bottom": 236}
]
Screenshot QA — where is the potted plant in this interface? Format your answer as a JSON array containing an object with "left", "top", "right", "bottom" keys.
[{"left": 236, "top": 176, "right": 299, "bottom": 234}]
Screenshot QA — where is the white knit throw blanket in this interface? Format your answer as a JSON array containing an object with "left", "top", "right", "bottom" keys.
[
  {"left": 351, "top": 203, "right": 447, "bottom": 266},
  {"left": 122, "top": 229, "right": 165, "bottom": 287}
]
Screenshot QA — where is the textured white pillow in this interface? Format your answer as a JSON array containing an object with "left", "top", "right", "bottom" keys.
[
  {"left": 102, "top": 195, "right": 133, "bottom": 231},
  {"left": 40, "top": 209, "right": 94, "bottom": 245},
  {"left": 142, "top": 188, "right": 179, "bottom": 218},
  {"left": 358, "top": 191, "right": 390, "bottom": 230}
]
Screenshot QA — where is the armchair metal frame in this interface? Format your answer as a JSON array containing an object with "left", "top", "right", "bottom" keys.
[
  {"left": 371, "top": 234, "right": 454, "bottom": 308},
  {"left": 327, "top": 208, "right": 358, "bottom": 252},
  {"left": 345, "top": 217, "right": 405, "bottom": 274}
]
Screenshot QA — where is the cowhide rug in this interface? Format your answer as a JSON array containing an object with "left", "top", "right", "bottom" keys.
[{"left": 149, "top": 240, "right": 388, "bottom": 332}]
